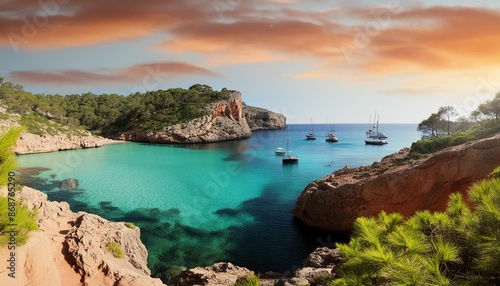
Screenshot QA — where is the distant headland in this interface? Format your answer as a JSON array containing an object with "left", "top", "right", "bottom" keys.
[{"left": 0, "top": 79, "right": 285, "bottom": 153}]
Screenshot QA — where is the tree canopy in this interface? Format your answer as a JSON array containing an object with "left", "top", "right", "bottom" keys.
[{"left": 0, "top": 80, "right": 234, "bottom": 134}]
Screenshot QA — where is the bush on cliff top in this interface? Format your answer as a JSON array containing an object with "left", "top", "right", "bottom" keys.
[
  {"left": 411, "top": 119, "right": 500, "bottom": 154},
  {"left": 332, "top": 167, "right": 500, "bottom": 286}
]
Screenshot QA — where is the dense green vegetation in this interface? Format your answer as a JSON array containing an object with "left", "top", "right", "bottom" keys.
[
  {"left": 0, "top": 78, "right": 234, "bottom": 134},
  {"left": 0, "top": 128, "right": 39, "bottom": 247},
  {"left": 413, "top": 93, "right": 500, "bottom": 154},
  {"left": 330, "top": 167, "right": 500, "bottom": 285},
  {"left": 411, "top": 119, "right": 500, "bottom": 154},
  {"left": 0, "top": 197, "right": 39, "bottom": 246},
  {"left": 0, "top": 127, "right": 24, "bottom": 186}
]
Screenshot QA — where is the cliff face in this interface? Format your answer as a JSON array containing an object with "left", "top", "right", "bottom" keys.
[
  {"left": 292, "top": 134, "right": 500, "bottom": 232},
  {"left": 0, "top": 187, "right": 164, "bottom": 286},
  {"left": 243, "top": 103, "right": 286, "bottom": 131},
  {"left": 113, "top": 92, "right": 252, "bottom": 143},
  {"left": 14, "top": 132, "right": 108, "bottom": 155}
]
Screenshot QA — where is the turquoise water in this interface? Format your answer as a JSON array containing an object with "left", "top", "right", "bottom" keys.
[{"left": 16, "top": 124, "right": 421, "bottom": 276}]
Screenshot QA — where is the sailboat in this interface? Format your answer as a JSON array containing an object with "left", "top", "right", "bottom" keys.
[
  {"left": 365, "top": 113, "right": 388, "bottom": 145},
  {"left": 282, "top": 130, "right": 298, "bottom": 164},
  {"left": 325, "top": 125, "right": 339, "bottom": 142},
  {"left": 306, "top": 119, "right": 316, "bottom": 140}
]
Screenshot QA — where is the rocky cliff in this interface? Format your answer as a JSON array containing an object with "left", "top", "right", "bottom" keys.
[
  {"left": 113, "top": 92, "right": 252, "bottom": 144},
  {"left": 0, "top": 187, "right": 164, "bottom": 286},
  {"left": 0, "top": 105, "right": 111, "bottom": 155},
  {"left": 243, "top": 103, "right": 286, "bottom": 130},
  {"left": 14, "top": 132, "right": 110, "bottom": 155},
  {"left": 292, "top": 134, "right": 500, "bottom": 232}
]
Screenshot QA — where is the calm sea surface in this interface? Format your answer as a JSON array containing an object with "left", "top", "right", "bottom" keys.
[{"left": 16, "top": 124, "right": 421, "bottom": 274}]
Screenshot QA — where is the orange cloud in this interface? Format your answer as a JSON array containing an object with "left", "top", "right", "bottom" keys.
[
  {"left": 358, "top": 6, "right": 500, "bottom": 74},
  {"left": 2, "top": 1, "right": 500, "bottom": 79},
  {"left": 9, "top": 62, "right": 218, "bottom": 86},
  {"left": 0, "top": 0, "right": 214, "bottom": 50}
]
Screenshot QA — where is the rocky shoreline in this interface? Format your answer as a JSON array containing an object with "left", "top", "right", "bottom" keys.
[
  {"left": 1, "top": 186, "right": 344, "bottom": 286},
  {"left": 0, "top": 186, "right": 164, "bottom": 286},
  {"left": 292, "top": 134, "right": 500, "bottom": 232},
  {"left": 14, "top": 132, "right": 121, "bottom": 155},
  {"left": 6, "top": 134, "right": 500, "bottom": 285},
  {"left": 9, "top": 92, "right": 285, "bottom": 152}
]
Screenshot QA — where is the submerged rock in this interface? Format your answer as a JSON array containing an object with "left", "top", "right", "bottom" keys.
[{"left": 59, "top": 178, "right": 79, "bottom": 190}]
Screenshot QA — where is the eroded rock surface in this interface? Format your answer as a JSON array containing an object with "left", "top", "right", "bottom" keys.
[
  {"left": 171, "top": 262, "right": 253, "bottom": 286},
  {"left": 14, "top": 132, "right": 108, "bottom": 155},
  {"left": 293, "top": 135, "right": 500, "bottom": 232},
  {"left": 0, "top": 187, "right": 164, "bottom": 286},
  {"left": 113, "top": 92, "right": 252, "bottom": 144},
  {"left": 243, "top": 103, "right": 286, "bottom": 131}
]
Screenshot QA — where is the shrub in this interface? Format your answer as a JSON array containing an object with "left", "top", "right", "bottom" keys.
[
  {"left": 0, "top": 127, "right": 24, "bottom": 186},
  {"left": 332, "top": 167, "right": 500, "bottom": 285},
  {"left": 234, "top": 274, "right": 260, "bottom": 286},
  {"left": 106, "top": 242, "right": 124, "bottom": 258},
  {"left": 309, "top": 273, "right": 336, "bottom": 286},
  {"left": 123, "top": 222, "right": 136, "bottom": 229},
  {"left": 0, "top": 196, "right": 39, "bottom": 246}
]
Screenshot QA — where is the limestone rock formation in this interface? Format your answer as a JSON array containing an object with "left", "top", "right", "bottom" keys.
[
  {"left": 114, "top": 92, "right": 252, "bottom": 144},
  {"left": 243, "top": 103, "right": 286, "bottom": 130},
  {"left": 171, "top": 262, "right": 253, "bottom": 286},
  {"left": 292, "top": 134, "right": 500, "bottom": 232},
  {"left": 170, "top": 248, "right": 343, "bottom": 286},
  {"left": 0, "top": 187, "right": 164, "bottom": 286},
  {"left": 14, "top": 132, "right": 109, "bottom": 155}
]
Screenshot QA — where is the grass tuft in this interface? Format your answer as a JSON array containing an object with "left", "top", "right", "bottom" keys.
[
  {"left": 234, "top": 274, "right": 260, "bottom": 286},
  {"left": 106, "top": 242, "right": 124, "bottom": 258}
]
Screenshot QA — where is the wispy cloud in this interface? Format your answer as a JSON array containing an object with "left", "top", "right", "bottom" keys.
[
  {"left": 9, "top": 62, "right": 218, "bottom": 86},
  {"left": 2, "top": 1, "right": 500, "bottom": 79}
]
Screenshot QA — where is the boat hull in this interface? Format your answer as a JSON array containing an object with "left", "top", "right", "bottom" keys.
[
  {"left": 365, "top": 139, "right": 388, "bottom": 145},
  {"left": 282, "top": 156, "right": 299, "bottom": 164}
]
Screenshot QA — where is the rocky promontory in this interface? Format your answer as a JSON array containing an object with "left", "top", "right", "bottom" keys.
[
  {"left": 113, "top": 92, "right": 252, "bottom": 144},
  {"left": 243, "top": 103, "right": 286, "bottom": 130},
  {"left": 293, "top": 134, "right": 500, "bottom": 232},
  {"left": 0, "top": 187, "right": 164, "bottom": 286}
]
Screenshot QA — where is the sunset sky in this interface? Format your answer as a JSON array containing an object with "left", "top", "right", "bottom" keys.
[{"left": 1, "top": 0, "right": 500, "bottom": 123}]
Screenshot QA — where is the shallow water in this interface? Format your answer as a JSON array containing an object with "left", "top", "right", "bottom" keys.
[{"left": 16, "top": 124, "right": 421, "bottom": 274}]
